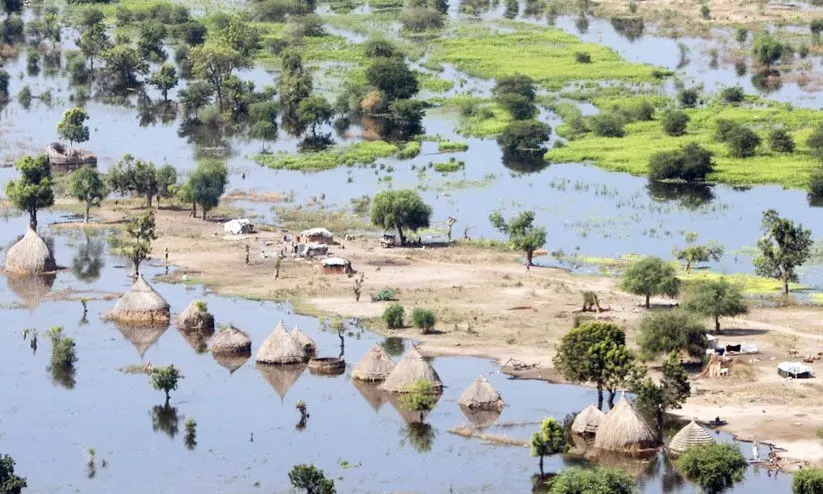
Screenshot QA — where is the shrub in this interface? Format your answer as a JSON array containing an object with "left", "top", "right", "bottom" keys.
[
  {"left": 735, "top": 27, "right": 748, "bottom": 43},
  {"left": 383, "top": 304, "right": 405, "bottom": 328},
  {"left": 574, "top": 51, "right": 591, "bottom": 63},
  {"left": 793, "top": 468, "right": 823, "bottom": 494},
  {"left": 401, "top": 379, "right": 439, "bottom": 410},
  {"left": 677, "top": 443, "right": 747, "bottom": 493},
  {"left": 662, "top": 109, "right": 689, "bottom": 136},
  {"left": 720, "top": 86, "right": 744, "bottom": 103},
  {"left": 725, "top": 125, "right": 761, "bottom": 158},
  {"left": 373, "top": 288, "right": 399, "bottom": 301},
  {"left": 700, "top": 3, "right": 710, "bottom": 19},
  {"left": 799, "top": 43, "right": 810, "bottom": 58},
  {"left": 401, "top": 7, "right": 443, "bottom": 32},
  {"left": 411, "top": 308, "right": 436, "bottom": 332},
  {"left": 497, "top": 93, "right": 537, "bottom": 120},
  {"left": 618, "top": 99, "right": 654, "bottom": 122},
  {"left": 588, "top": 113, "right": 625, "bottom": 137},
  {"left": 713, "top": 118, "right": 739, "bottom": 142},
  {"left": 808, "top": 164, "right": 823, "bottom": 205},
  {"left": 677, "top": 88, "right": 699, "bottom": 107},
  {"left": 807, "top": 123, "right": 823, "bottom": 159},
  {"left": 48, "top": 326, "right": 78, "bottom": 368},
  {"left": 769, "top": 127, "right": 795, "bottom": 153},
  {"left": 648, "top": 142, "right": 713, "bottom": 182},
  {"left": 497, "top": 120, "right": 551, "bottom": 152}
]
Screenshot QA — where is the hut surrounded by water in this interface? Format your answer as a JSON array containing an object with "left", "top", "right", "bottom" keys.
[
  {"left": 291, "top": 326, "right": 317, "bottom": 357},
  {"left": 210, "top": 325, "right": 251, "bottom": 356},
  {"left": 380, "top": 346, "right": 442, "bottom": 393},
  {"left": 4, "top": 228, "right": 57, "bottom": 275},
  {"left": 668, "top": 419, "right": 714, "bottom": 456},
  {"left": 104, "top": 274, "right": 170, "bottom": 325},
  {"left": 593, "top": 396, "right": 657, "bottom": 453},
  {"left": 458, "top": 376, "right": 503, "bottom": 411},
  {"left": 571, "top": 404, "right": 606, "bottom": 436},
  {"left": 177, "top": 300, "right": 215, "bottom": 333},
  {"left": 352, "top": 344, "right": 396, "bottom": 382},
  {"left": 256, "top": 322, "right": 306, "bottom": 365},
  {"left": 46, "top": 142, "right": 97, "bottom": 171}
]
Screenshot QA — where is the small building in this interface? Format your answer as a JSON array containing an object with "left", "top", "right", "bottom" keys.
[
  {"left": 571, "top": 404, "right": 606, "bottom": 437},
  {"left": 256, "top": 321, "right": 306, "bottom": 365},
  {"left": 593, "top": 396, "right": 658, "bottom": 453},
  {"left": 104, "top": 274, "right": 170, "bottom": 326},
  {"left": 778, "top": 361, "right": 814, "bottom": 378},
  {"left": 458, "top": 376, "right": 503, "bottom": 412},
  {"left": 46, "top": 142, "right": 97, "bottom": 172},
  {"left": 223, "top": 218, "right": 254, "bottom": 235},
  {"left": 352, "top": 344, "right": 397, "bottom": 382},
  {"left": 380, "top": 346, "right": 443, "bottom": 393},
  {"left": 300, "top": 227, "right": 335, "bottom": 245},
  {"left": 668, "top": 419, "right": 714, "bottom": 456},
  {"left": 4, "top": 228, "right": 58, "bottom": 275},
  {"left": 321, "top": 257, "right": 352, "bottom": 274}
]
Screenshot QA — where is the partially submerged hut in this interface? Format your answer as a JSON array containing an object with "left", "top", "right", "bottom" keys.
[
  {"left": 210, "top": 325, "right": 251, "bottom": 356},
  {"left": 255, "top": 322, "right": 306, "bottom": 365},
  {"left": 321, "top": 257, "right": 352, "bottom": 275},
  {"left": 458, "top": 376, "right": 503, "bottom": 411},
  {"left": 571, "top": 404, "right": 606, "bottom": 436},
  {"left": 4, "top": 228, "right": 57, "bottom": 275},
  {"left": 353, "top": 379, "right": 388, "bottom": 412},
  {"left": 257, "top": 362, "right": 306, "bottom": 400},
  {"left": 380, "top": 346, "right": 442, "bottom": 393},
  {"left": 300, "top": 227, "right": 335, "bottom": 245},
  {"left": 46, "top": 142, "right": 97, "bottom": 171},
  {"left": 104, "top": 274, "right": 170, "bottom": 325},
  {"left": 668, "top": 419, "right": 714, "bottom": 456},
  {"left": 352, "top": 344, "right": 396, "bottom": 382},
  {"left": 291, "top": 326, "right": 317, "bottom": 356},
  {"left": 6, "top": 273, "right": 55, "bottom": 311},
  {"left": 119, "top": 324, "right": 169, "bottom": 358},
  {"left": 593, "top": 396, "right": 657, "bottom": 453},
  {"left": 177, "top": 300, "right": 215, "bottom": 333}
]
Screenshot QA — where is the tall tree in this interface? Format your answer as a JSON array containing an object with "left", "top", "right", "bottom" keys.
[
  {"left": 682, "top": 278, "right": 748, "bottom": 332},
  {"left": 0, "top": 454, "right": 27, "bottom": 494},
  {"left": 288, "top": 464, "right": 336, "bottom": 494},
  {"left": 69, "top": 166, "right": 107, "bottom": 223},
  {"left": 57, "top": 107, "right": 90, "bottom": 147},
  {"left": 190, "top": 42, "right": 251, "bottom": 112},
  {"left": 632, "top": 351, "right": 691, "bottom": 436},
  {"left": 296, "top": 95, "right": 334, "bottom": 136},
  {"left": 5, "top": 154, "right": 54, "bottom": 229},
  {"left": 620, "top": 256, "right": 680, "bottom": 308},
  {"left": 754, "top": 209, "right": 812, "bottom": 296},
  {"left": 101, "top": 45, "right": 149, "bottom": 90},
  {"left": 149, "top": 63, "right": 179, "bottom": 102},
  {"left": 370, "top": 189, "right": 432, "bottom": 245},
  {"left": 76, "top": 23, "right": 111, "bottom": 72},
  {"left": 752, "top": 33, "right": 784, "bottom": 69},
  {"left": 108, "top": 154, "right": 162, "bottom": 208},
  {"left": 116, "top": 209, "right": 156, "bottom": 275},
  {"left": 155, "top": 165, "right": 178, "bottom": 207},
  {"left": 189, "top": 160, "right": 228, "bottom": 220},
  {"left": 365, "top": 58, "right": 419, "bottom": 101},
  {"left": 529, "top": 418, "right": 568, "bottom": 476},
  {"left": 488, "top": 210, "right": 546, "bottom": 264},
  {"left": 637, "top": 310, "right": 707, "bottom": 359},
  {"left": 278, "top": 51, "right": 312, "bottom": 116}
]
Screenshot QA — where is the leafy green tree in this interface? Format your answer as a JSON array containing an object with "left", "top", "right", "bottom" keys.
[
  {"left": 279, "top": 51, "right": 313, "bottom": 116},
  {"left": 488, "top": 210, "right": 546, "bottom": 264},
  {"left": 648, "top": 143, "right": 713, "bottom": 182},
  {"left": 370, "top": 189, "right": 432, "bottom": 245},
  {"left": 108, "top": 154, "right": 161, "bottom": 207},
  {"left": 149, "top": 63, "right": 179, "bottom": 101},
  {"left": 673, "top": 241, "right": 723, "bottom": 271},
  {"left": 400, "top": 7, "right": 443, "bottom": 32},
  {"left": 296, "top": 95, "right": 333, "bottom": 136},
  {"left": 588, "top": 112, "right": 625, "bottom": 137},
  {"left": 496, "top": 93, "right": 537, "bottom": 120},
  {"left": 1, "top": 0, "right": 21, "bottom": 17},
  {"left": 189, "top": 160, "right": 228, "bottom": 220},
  {"left": 530, "top": 418, "right": 568, "bottom": 476},
  {"left": 383, "top": 303, "right": 405, "bottom": 329},
  {"left": 69, "top": 166, "right": 107, "bottom": 223},
  {"left": 5, "top": 154, "right": 54, "bottom": 229},
  {"left": 0, "top": 454, "right": 27, "bottom": 494},
  {"left": 682, "top": 278, "right": 747, "bottom": 332},
  {"left": 662, "top": 109, "right": 689, "bottom": 136},
  {"left": 137, "top": 22, "right": 167, "bottom": 61},
  {"left": 620, "top": 257, "right": 680, "bottom": 308},
  {"left": 720, "top": 86, "right": 744, "bottom": 103},
  {"left": 363, "top": 38, "right": 402, "bottom": 59},
  {"left": 366, "top": 58, "right": 419, "bottom": 101},
  {"left": 155, "top": 164, "right": 177, "bottom": 207},
  {"left": 400, "top": 379, "right": 439, "bottom": 412},
  {"left": 57, "top": 107, "right": 90, "bottom": 147},
  {"left": 288, "top": 464, "right": 336, "bottom": 494},
  {"left": 793, "top": 468, "right": 823, "bottom": 494},
  {"left": 179, "top": 80, "right": 213, "bottom": 119},
  {"left": 101, "top": 45, "right": 149, "bottom": 90},
  {"left": 150, "top": 364, "right": 181, "bottom": 405},
  {"left": 809, "top": 164, "right": 823, "bottom": 205},
  {"left": 117, "top": 209, "right": 156, "bottom": 275},
  {"left": 725, "top": 125, "right": 760, "bottom": 158},
  {"left": 411, "top": 307, "right": 436, "bottom": 333},
  {"left": 632, "top": 351, "right": 691, "bottom": 436},
  {"left": 754, "top": 209, "right": 812, "bottom": 296},
  {"left": 734, "top": 27, "right": 748, "bottom": 44},
  {"left": 497, "top": 120, "right": 551, "bottom": 152},
  {"left": 553, "top": 321, "right": 637, "bottom": 409},
  {"left": 769, "top": 127, "right": 795, "bottom": 153},
  {"left": 807, "top": 123, "right": 823, "bottom": 160},
  {"left": 637, "top": 310, "right": 707, "bottom": 359},
  {"left": 677, "top": 88, "right": 699, "bottom": 108},
  {"left": 676, "top": 442, "right": 747, "bottom": 493},
  {"left": 190, "top": 42, "right": 251, "bottom": 112},
  {"left": 752, "top": 33, "right": 784, "bottom": 68},
  {"left": 493, "top": 74, "right": 536, "bottom": 102},
  {"left": 175, "top": 181, "right": 197, "bottom": 217},
  {"left": 548, "top": 467, "right": 635, "bottom": 494},
  {"left": 76, "top": 23, "right": 111, "bottom": 72}
]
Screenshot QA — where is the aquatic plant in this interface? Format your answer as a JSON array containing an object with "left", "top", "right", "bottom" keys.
[{"left": 150, "top": 364, "right": 181, "bottom": 404}]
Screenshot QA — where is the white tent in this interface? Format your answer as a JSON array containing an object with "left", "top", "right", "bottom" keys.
[
  {"left": 224, "top": 218, "right": 253, "bottom": 235},
  {"left": 777, "top": 362, "right": 814, "bottom": 378}
]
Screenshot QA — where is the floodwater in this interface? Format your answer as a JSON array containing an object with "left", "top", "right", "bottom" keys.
[{"left": 0, "top": 213, "right": 794, "bottom": 492}]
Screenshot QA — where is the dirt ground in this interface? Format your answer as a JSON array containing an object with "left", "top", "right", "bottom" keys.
[{"left": 54, "top": 200, "right": 823, "bottom": 466}]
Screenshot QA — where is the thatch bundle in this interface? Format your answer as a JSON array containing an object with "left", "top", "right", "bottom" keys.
[
  {"left": 210, "top": 325, "right": 251, "bottom": 356},
  {"left": 104, "top": 274, "right": 170, "bottom": 325},
  {"left": 571, "top": 404, "right": 606, "bottom": 436},
  {"left": 257, "top": 362, "right": 306, "bottom": 400},
  {"left": 458, "top": 376, "right": 503, "bottom": 411},
  {"left": 593, "top": 396, "right": 657, "bottom": 452},
  {"left": 353, "top": 380, "right": 387, "bottom": 412},
  {"left": 291, "top": 326, "right": 317, "bottom": 356},
  {"left": 460, "top": 407, "right": 501, "bottom": 428},
  {"left": 380, "top": 346, "right": 442, "bottom": 393},
  {"left": 352, "top": 344, "right": 396, "bottom": 382},
  {"left": 177, "top": 300, "right": 215, "bottom": 333},
  {"left": 6, "top": 273, "right": 55, "bottom": 310},
  {"left": 256, "top": 321, "right": 306, "bottom": 364},
  {"left": 668, "top": 419, "right": 714, "bottom": 455},
  {"left": 4, "top": 228, "right": 57, "bottom": 275},
  {"left": 119, "top": 324, "right": 169, "bottom": 358}
]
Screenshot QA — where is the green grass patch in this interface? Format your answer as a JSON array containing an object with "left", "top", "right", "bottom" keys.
[
  {"left": 679, "top": 269, "right": 802, "bottom": 295},
  {"left": 397, "top": 141, "right": 422, "bottom": 159},
  {"left": 254, "top": 141, "right": 399, "bottom": 170},
  {"left": 418, "top": 72, "right": 455, "bottom": 93},
  {"left": 437, "top": 141, "right": 469, "bottom": 152},
  {"left": 435, "top": 97, "right": 512, "bottom": 137},
  {"left": 432, "top": 158, "right": 465, "bottom": 173}
]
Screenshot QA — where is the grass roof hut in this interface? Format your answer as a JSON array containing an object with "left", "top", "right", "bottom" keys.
[
  {"left": 593, "top": 396, "right": 658, "bottom": 453},
  {"left": 210, "top": 325, "right": 251, "bottom": 357},
  {"left": 571, "top": 404, "right": 606, "bottom": 436},
  {"left": 257, "top": 362, "right": 306, "bottom": 400},
  {"left": 353, "top": 379, "right": 388, "bottom": 412},
  {"left": 458, "top": 376, "right": 503, "bottom": 411},
  {"left": 6, "top": 273, "right": 55, "bottom": 311},
  {"left": 178, "top": 300, "right": 215, "bottom": 334},
  {"left": 291, "top": 326, "right": 317, "bottom": 357},
  {"left": 352, "top": 344, "right": 396, "bottom": 382},
  {"left": 668, "top": 419, "right": 714, "bottom": 456},
  {"left": 119, "top": 324, "right": 169, "bottom": 358},
  {"left": 256, "top": 321, "right": 306, "bottom": 365},
  {"left": 4, "top": 228, "right": 57, "bottom": 275},
  {"left": 380, "top": 345, "right": 443, "bottom": 393},
  {"left": 104, "top": 274, "right": 170, "bottom": 325}
]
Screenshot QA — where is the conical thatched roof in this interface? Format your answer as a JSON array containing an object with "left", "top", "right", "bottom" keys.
[
  {"left": 4, "top": 228, "right": 57, "bottom": 275},
  {"left": 460, "top": 406, "right": 501, "bottom": 428},
  {"left": 386, "top": 392, "right": 440, "bottom": 424},
  {"left": 213, "top": 352, "right": 249, "bottom": 374},
  {"left": 352, "top": 344, "right": 396, "bottom": 382},
  {"left": 6, "top": 273, "right": 55, "bottom": 310},
  {"left": 256, "top": 321, "right": 306, "bottom": 365},
  {"left": 210, "top": 325, "right": 251, "bottom": 356},
  {"left": 119, "top": 324, "right": 169, "bottom": 358},
  {"left": 380, "top": 346, "right": 442, "bottom": 393},
  {"left": 668, "top": 419, "right": 714, "bottom": 455},
  {"left": 257, "top": 362, "right": 306, "bottom": 400},
  {"left": 291, "top": 326, "right": 316, "bottom": 356},
  {"left": 353, "top": 379, "right": 388, "bottom": 412},
  {"left": 177, "top": 300, "right": 215, "bottom": 333},
  {"left": 458, "top": 376, "right": 503, "bottom": 411},
  {"left": 571, "top": 404, "right": 606, "bottom": 436},
  {"left": 593, "top": 396, "right": 657, "bottom": 452},
  {"left": 105, "top": 274, "right": 170, "bottom": 325}
]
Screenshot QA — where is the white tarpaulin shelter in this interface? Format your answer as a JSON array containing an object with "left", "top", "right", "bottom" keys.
[
  {"left": 224, "top": 218, "right": 254, "bottom": 235},
  {"left": 777, "top": 362, "right": 814, "bottom": 378},
  {"left": 300, "top": 228, "right": 335, "bottom": 244}
]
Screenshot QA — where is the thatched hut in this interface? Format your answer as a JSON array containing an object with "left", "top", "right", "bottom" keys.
[
  {"left": 177, "top": 300, "right": 215, "bottom": 333},
  {"left": 104, "top": 274, "right": 170, "bottom": 325},
  {"left": 571, "top": 404, "right": 606, "bottom": 436},
  {"left": 119, "top": 324, "right": 169, "bottom": 358},
  {"left": 460, "top": 407, "right": 501, "bottom": 428},
  {"left": 4, "top": 228, "right": 57, "bottom": 275},
  {"left": 380, "top": 346, "right": 442, "bottom": 393},
  {"left": 593, "top": 396, "right": 657, "bottom": 452},
  {"left": 352, "top": 344, "right": 396, "bottom": 382},
  {"left": 353, "top": 379, "right": 388, "bottom": 412},
  {"left": 46, "top": 142, "right": 97, "bottom": 171},
  {"left": 458, "top": 376, "right": 503, "bottom": 411},
  {"left": 668, "top": 419, "right": 714, "bottom": 456},
  {"left": 291, "top": 326, "right": 317, "bottom": 356},
  {"left": 257, "top": 362, "right": 306, "bottom": 400},
  {"left": 6, "top": 273, "right": 55, "bottom": 310},
  {"left": 256, "top": 322, "right": 306, "bottom": 364},
  {"left": 210, "top": 325, "right": 251, "bottom": 356}
]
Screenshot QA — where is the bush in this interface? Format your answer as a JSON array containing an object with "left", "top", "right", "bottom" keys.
[
  {"left": 808, "top": 164, "right": 823, "bottom": 205},
  {"left": 411, "top": 308, "right": 436, "bottom": 332},
  {"left": 648, "top": 142, "right": 713, "bottom": 182},
  {"left": 677, "top": 443, "right": 747, "bottom": 493},
  {"left": 793, "top": 468, "right": 823, "bottom": 494},
  {"left": 401, "top": 379, "right": 439, "bottom": 410},
  {"left": 799, "top": 43, "right": 810, "bottom": 58},
  {"left": 383, "top": 304, "right": 405, "bottom": 328},
  {"left": 677, "top": 88, "right": 699, "bottom": 107},
  {"left": 497, "top": 93, "right": 537, "bottom": 120},
  {"left": 588, "top": 113, "right": 625, "bottom": 137},
  {"left": 713, "top": 118, "right": 739, "bottom": 142},
  {"left": 662, "top": 109, "right": 689, "bottom": 136},
  {"left": 614, "top": 99, "right": 654, "bottom": 122},
  {"left": 574, "top": 51, "right": 591, "bottom": 63},
  {"left": 807, "top": 123, "right": 823, "bottom": 159},
  {"left": 725, "top": 125, "right": 761, "bottom": 158},
  {"left": 769, "top": 127, "right": 795, "bottom": 153},
  {"left": 720, "top": 86, "right": 744, "bottom": 103},
  {"left": 497, "top": 120, "right": 551, "bottom": 152},
  {"left": 401, "top": 7, "right": 443, "bottom": 31},
  {"left": 372, "top": 288, "right": 398, "bottom": 301}
]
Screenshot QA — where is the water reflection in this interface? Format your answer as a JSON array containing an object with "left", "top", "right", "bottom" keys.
[
  {"left": 401, "top": 422, "right": 438, "bottom": 453},
  {"left": 380, "top": 336, "right": 405, "bottom": 357},
  {"left": 119, "top": 324, "right": 170, "bottom": 359},
  {"left": 646, "top": 181, "right": 715, "bottom": 210},
  {"left": 257, "top": 362, "right": 307, "bottom": 401},
  {"left": 6, "top": 273, "right": 54, "bottom": 310},
  {"left": 502, "top": 148, "right": 550, "bottom": 174},
  {"left": 151, "top": 404, "right": 180, "bottom": 439},
  {"left": 71, "top": 232, "right": 105, "bottom": 283}
]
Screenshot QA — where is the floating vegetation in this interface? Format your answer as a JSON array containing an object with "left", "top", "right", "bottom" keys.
[
  {"left": 438, "top": 141, "right": 469, "bottom": 153},
  {"left": 254, "top": 141, "right": 399, "bottom": 171},
  {"left": 432, "top": 158, "right": 466, "bottom": 173}
]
